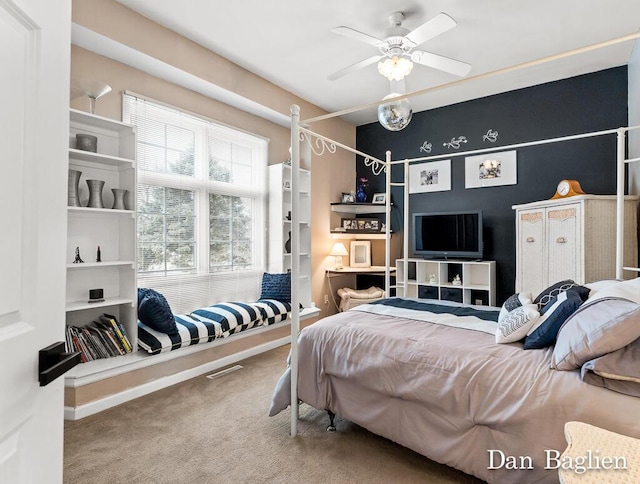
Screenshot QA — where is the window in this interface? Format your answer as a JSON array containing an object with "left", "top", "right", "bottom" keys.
[{"left": 123, "top": 93, "right": 267, "bottom": 310}]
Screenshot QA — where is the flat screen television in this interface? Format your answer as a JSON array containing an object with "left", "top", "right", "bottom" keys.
[{"left": 412, "top": 210, "right": 483, "bottom": 259}]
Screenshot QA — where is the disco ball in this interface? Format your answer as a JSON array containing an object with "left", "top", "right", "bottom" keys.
[{"left": 377, "top": 93, "right": 413, "bottom": 131}]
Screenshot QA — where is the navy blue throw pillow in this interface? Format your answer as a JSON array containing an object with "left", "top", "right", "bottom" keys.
[
  {"left": 137, "top": 288, "right": 178, "bottom": 335},
  {"left": 533, "top": 279, "right": 590, "bottom": 310},
  {"left": 524, "top": 290, "right": 583, "bottom": 350},
  {"left": 260, "top": 272, "right": 291, "bottom": 302}
]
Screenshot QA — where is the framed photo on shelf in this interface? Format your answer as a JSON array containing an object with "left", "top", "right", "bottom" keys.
[
  {"left": 341, "top": 192, "right": 355, "bottom": 203},
  {"left": 372, "top": 192, "right": 386, "bottom": 204},
  {"left": 340, "top": 218, "right": 383, "bottom": 232},
  {"left": 350, "top": 241, "right": 371, "bottom": 268}
]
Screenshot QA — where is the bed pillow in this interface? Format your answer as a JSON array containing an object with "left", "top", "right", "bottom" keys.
[
  {"left": 585, "top": 276, "right": 640, "bottom": 304},
  {"left": 260, "top": 272, "right": 291, "bottom": 302},
  {"left": 524, "top": 290, "right": 583, "bottom": 349},
  {"left": 551, "top": 297, "right": 640, "bottom": 370},
  {"left": 533, "top": 279, "right": 590, "bottom": 310},
  {"left": 585, "top": 279, "right": 620, "bottom": 298},
  {"left": 495, "top": 303, "right": 540, "bottom": 344},
  {"left": 580, "top": 337, "right": 640, "bottom": 397},
  {"left": 498, "top": 292, "right": 533, "bottom": 324},
  {"left": 137, "top": 288, "right": 178, "bottom": 335}
]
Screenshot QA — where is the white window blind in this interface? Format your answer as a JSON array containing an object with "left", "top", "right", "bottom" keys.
[{"left": 123, "top": 93, "right": 268, "bottom": 312}]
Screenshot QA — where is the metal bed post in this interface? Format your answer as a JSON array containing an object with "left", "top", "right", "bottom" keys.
[
  {"left": 290, "top": 104, "right": 300, "bottom": 437},
  {"left": 616, "top": 128, "right": 626, "bottom": 280},
  {"left": 403, "top": 159, "right": 409, "bottom": 295},
  {"left": 385, "top": 151, "right": 392, "bottom": 293}
]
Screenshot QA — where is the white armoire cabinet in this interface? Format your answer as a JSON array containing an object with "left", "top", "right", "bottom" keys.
[
  {"left": 268, "top": 163, "right": 312, "bottom": 308},
  {"left": 513, "top": 195, "right": 638, "bottom": 296}
]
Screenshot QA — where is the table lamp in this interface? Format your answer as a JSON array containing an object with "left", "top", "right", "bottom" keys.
[{"left": 330, "top": 242, "right": 349, "bottom": 270}]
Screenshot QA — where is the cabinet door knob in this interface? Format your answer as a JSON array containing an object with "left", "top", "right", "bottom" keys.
[
  {"left": 556, "top": 236, "right": 567, "bottom": 244},
  {"left": 526, "top": 236, "right": 535, "bottom": 243}
]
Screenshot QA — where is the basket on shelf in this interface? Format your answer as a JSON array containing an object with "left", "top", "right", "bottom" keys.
[{"left": 338, "top": 286, "right": 385, "bottom": 312}]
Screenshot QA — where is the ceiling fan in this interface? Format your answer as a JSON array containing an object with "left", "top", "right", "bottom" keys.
[{"left": 327, "top": 11, "right": 471, "bottom": 81}]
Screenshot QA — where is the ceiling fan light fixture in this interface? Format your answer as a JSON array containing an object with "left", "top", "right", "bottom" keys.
[
  {"left": 377, "top": 56, "right": 414, "bottom": 81},
  {"left": 378, "top": 92, "right": 413, "bottom": 131}
]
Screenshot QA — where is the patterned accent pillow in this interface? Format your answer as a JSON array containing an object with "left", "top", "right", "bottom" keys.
[
  {"left": 524, "top": 290, "right": 583, "bottom": 349},
  {"left": 498, "top": 292, "right": 533, "bottom": 324},
  {"left": 260, "top": 272, "right": 291, "bottom": 302},
  {"left": 533, "top": 280, "right": 590, "bottom": 310},
  {"left": 495, "top": 303, "right": 540, "bottom": 344}
]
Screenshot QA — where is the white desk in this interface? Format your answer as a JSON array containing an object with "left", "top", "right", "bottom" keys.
[{"left": 326, "top": 266, "right": 395, "bottom": 276}]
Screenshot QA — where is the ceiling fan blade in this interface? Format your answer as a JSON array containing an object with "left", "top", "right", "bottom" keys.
[
  {"left": 331, "top": 26, "right": 383, "bottom": 47},
  {"left": 404, "top": 13, "right": 456, "bottom": 47},
  {"left": 411, "top": 50, "right": 471, "bottom": 77},
  {"left": 327, "top": 55, "right": 382, "bottom": 81}
]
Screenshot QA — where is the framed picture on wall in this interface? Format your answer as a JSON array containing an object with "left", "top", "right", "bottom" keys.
[
  {"left": 409, "top": 160, "right": 452, "bottom": 193},
  {"left": 465, "top": 150, "right": 517, "bottom": 188}
]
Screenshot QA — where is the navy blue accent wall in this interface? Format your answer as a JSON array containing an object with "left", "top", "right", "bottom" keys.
[{"left": 356, "top": 67, "right": 628, "bottom": 305}]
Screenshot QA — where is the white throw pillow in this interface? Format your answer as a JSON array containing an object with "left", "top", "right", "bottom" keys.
[
  {"left": 495, "top": 303, "right": 540, "bottom": 344},
  {"left": 585, "top": 279, "right": 620, "bottom": 298},
  {"left": 586, "top": 277, "right": 640, "bottom": 304},
  {"left": 498, "top": 292, "right": 533, "bottom": 324}
]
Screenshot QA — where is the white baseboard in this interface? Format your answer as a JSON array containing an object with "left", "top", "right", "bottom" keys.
[{"left": 64, "top": 335, "right": 290, "bottom": 420}]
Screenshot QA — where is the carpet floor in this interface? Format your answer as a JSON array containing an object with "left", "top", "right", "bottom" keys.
[{"left": 64, "top": 345, "right": 484, "bottom": 484}]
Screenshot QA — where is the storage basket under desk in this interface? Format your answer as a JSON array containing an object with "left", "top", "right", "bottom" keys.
[{"left": 337, "top": 287, "right": 385, "bottom": 312}]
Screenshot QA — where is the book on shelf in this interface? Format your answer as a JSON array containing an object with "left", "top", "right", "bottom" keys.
[
  {"left": 65, "top": 313, "right": 133, "bottom": 362},
  {"left": 100, "top": 313, "right": 132, "bottom": 353}
]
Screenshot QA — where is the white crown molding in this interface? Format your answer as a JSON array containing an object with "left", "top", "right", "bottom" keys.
[{"left": 71, "top": 23, "right": 290, "bottom": 128}]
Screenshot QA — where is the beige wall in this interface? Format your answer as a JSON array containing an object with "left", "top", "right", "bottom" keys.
[{"left": 71, "top": 0, "right": 358, "bottom": 318}]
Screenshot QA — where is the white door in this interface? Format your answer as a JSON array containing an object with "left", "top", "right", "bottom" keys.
[
  {"left": 515, "top": 209, "right": 545, "bottom": 295},
  {"left": 0, "top": 1, "right": 71, "bottom": 483},
  {"left": 546, "top": 204, "right": 581, "bottom": 285}
]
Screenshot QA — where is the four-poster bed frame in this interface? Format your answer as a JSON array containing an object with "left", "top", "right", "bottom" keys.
[{"left": 288, "top": 101, "right": 640, "bottom": 432}]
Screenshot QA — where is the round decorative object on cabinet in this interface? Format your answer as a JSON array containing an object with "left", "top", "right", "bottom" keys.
[{"left": 551, "top": 179, "right": 585, "bottom": 199}]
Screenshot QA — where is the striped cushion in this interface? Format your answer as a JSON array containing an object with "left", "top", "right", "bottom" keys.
[
  {"left": 138, "top": 314, "right": 218, "bottom": 355},
  {"left": 191, "top": 301, "right": 264, "bottom": 337},
  {"left": 137, "top": 300, "right": 292, "bottom": 354},
  {"left": 255, "top": 299, "right": 291, "bottom": 325}
]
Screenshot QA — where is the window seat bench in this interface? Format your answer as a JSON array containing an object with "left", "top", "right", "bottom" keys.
[{"left": 63, "top": 305, "right": 319, "bottom": 420}]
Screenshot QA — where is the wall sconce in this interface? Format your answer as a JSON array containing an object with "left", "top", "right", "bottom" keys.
[{"left": 329, "top": 242, "right": 349, "bottom": 270}]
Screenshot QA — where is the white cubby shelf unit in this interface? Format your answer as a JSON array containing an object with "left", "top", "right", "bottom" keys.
[
  {"left": 395, "top": 258, "right": 496, "bottom": 306},
  {"left": 66, "top": 109, "right": 137, "bottom": 356}
]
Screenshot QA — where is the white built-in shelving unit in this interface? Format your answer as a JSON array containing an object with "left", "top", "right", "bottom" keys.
[
  {"left": 330, "top": 202, "right": 390, "bottom": 239},
  {"left": 395, "top": 258, "right": 496, "bottom": 306},
  {"left": 268, "top": 162, "right": 312, "bottom": 308},
  {"left": 65, "top": 109, "right": 137, "bottom": 360}
]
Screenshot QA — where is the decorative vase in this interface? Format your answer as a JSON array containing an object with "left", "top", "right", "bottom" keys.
[
  {"left": 284, "top": 231, "right": 292, "bottom": 254},
  {"left": 68, "top": 169, "right": 82, "bottom": 207},
  {"left": 111, "top": 188, "right": 128, "bottom": 210},
  {"left": 76, "top": 133, "right": 98, "bottom": 153},
  {"left": 356, "top": 184, "right": 367, "bottom": 203},
  {"left": 86, "top": 179, "right": 105, "bottom": 208}
]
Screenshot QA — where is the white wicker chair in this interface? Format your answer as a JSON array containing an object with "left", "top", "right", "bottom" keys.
[{"left": 338, "top": 286, "right": 385, "bottom": 312}]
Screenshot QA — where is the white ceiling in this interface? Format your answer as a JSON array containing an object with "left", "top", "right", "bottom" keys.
[{"left": 115, "top": 0, "right": 640, "bottom": 126}]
